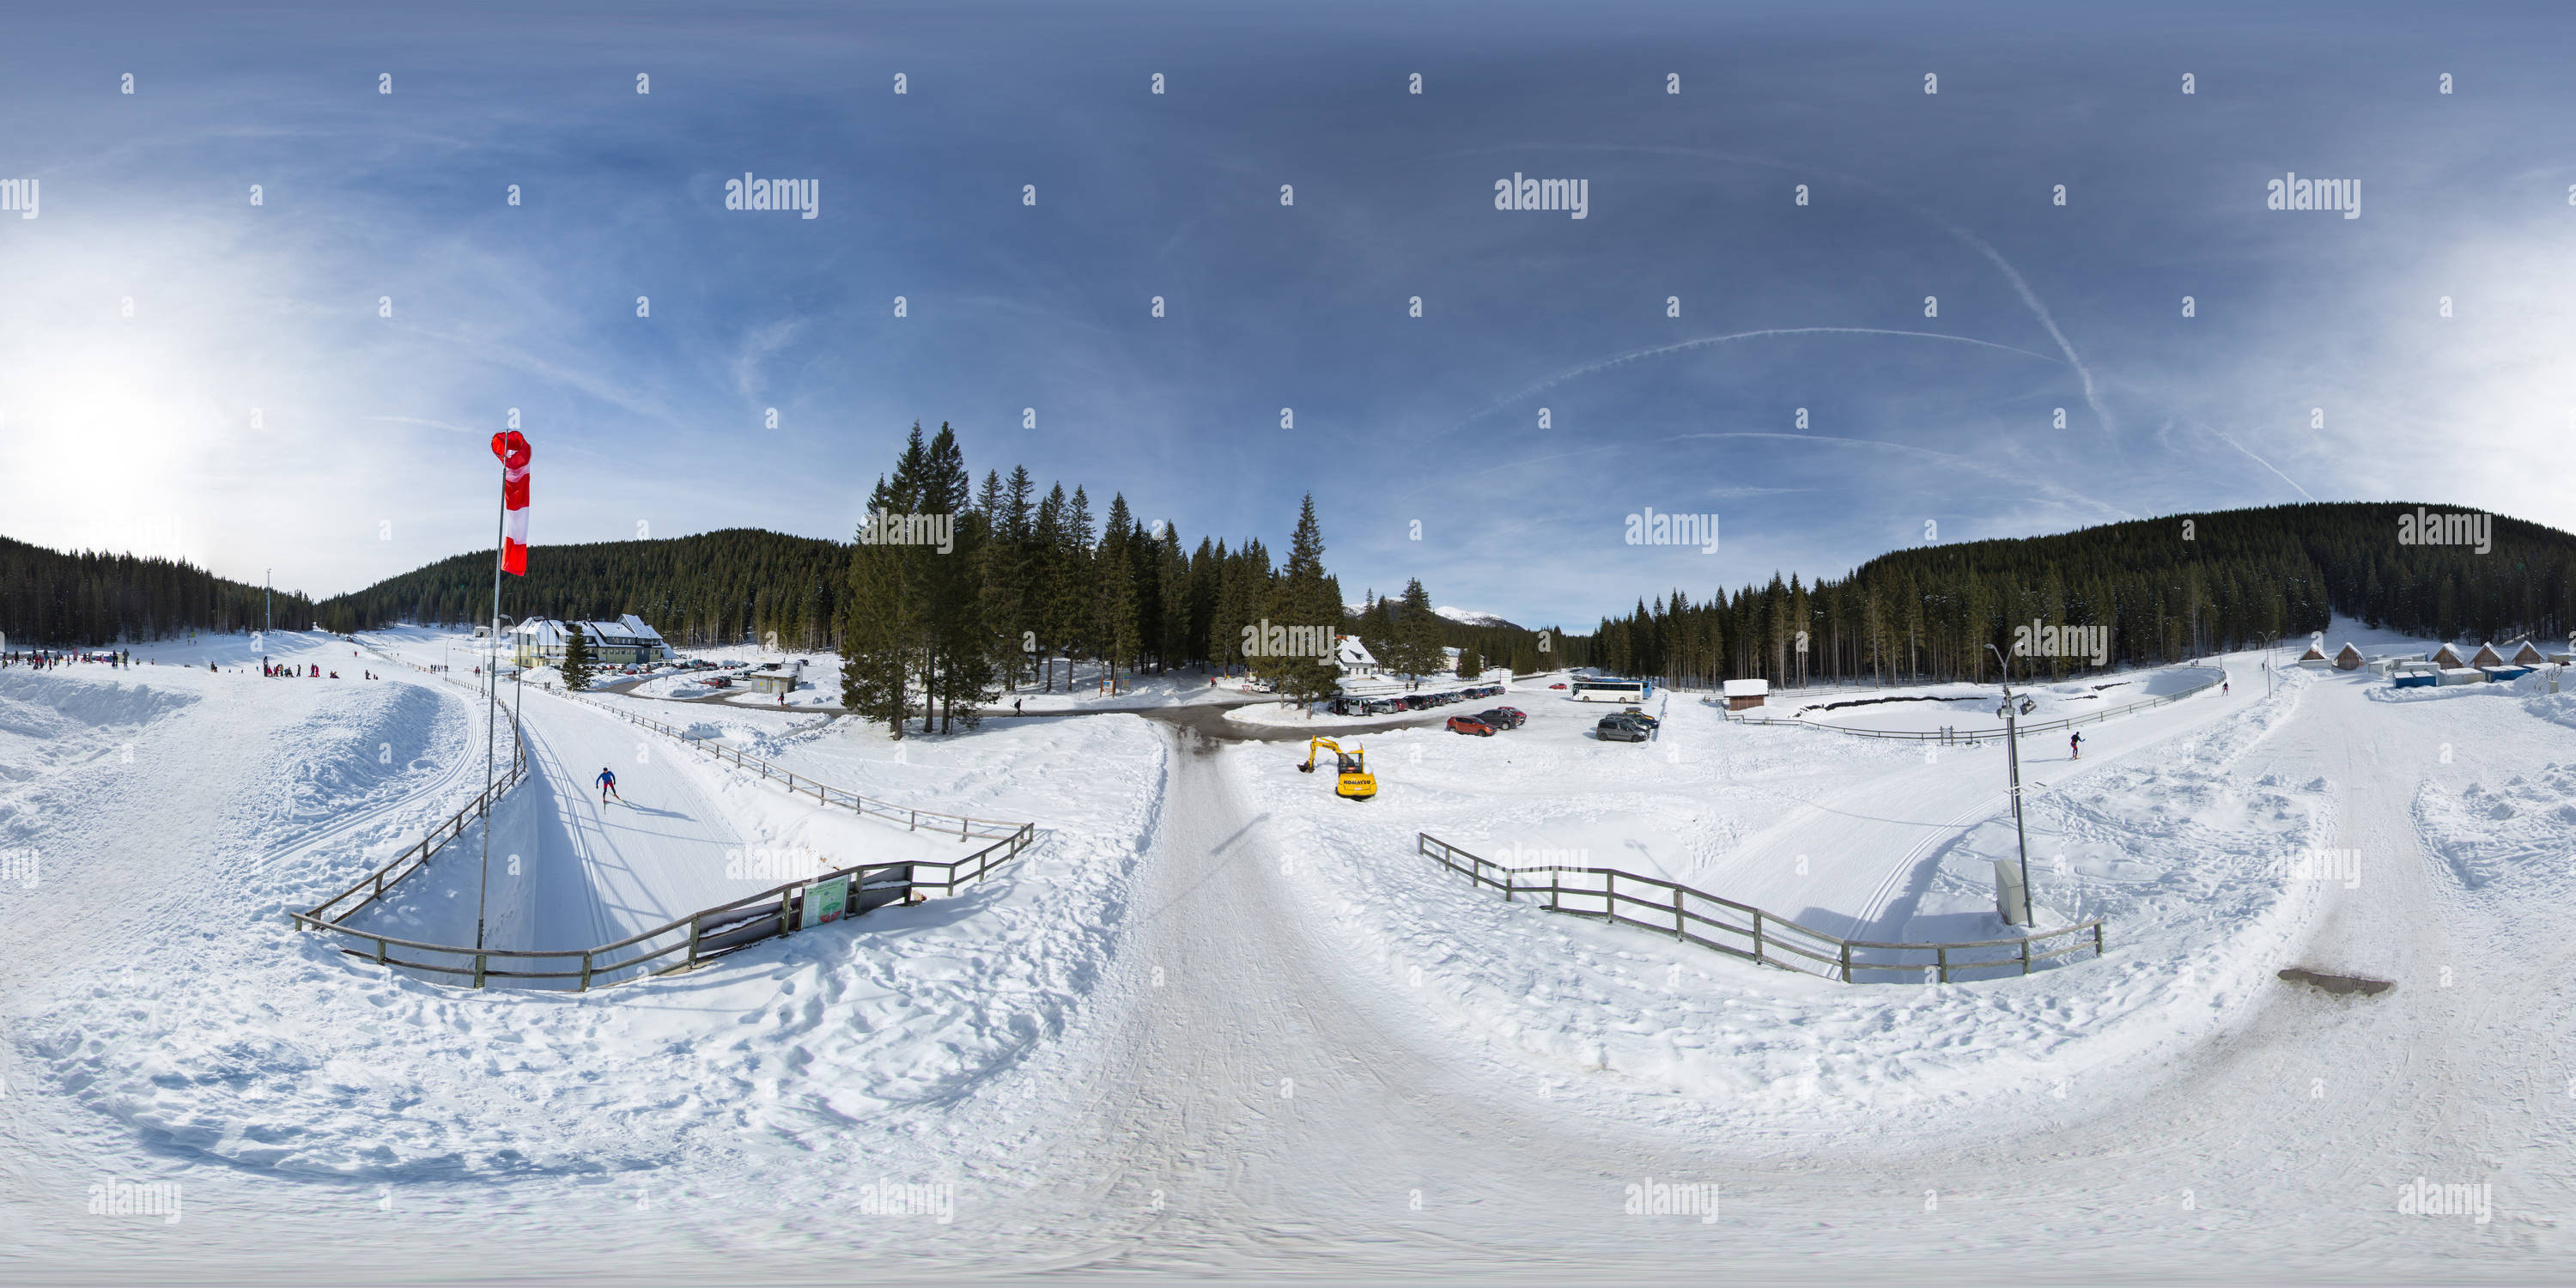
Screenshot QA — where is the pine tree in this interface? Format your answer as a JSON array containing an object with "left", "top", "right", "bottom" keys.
[
  {"left": 1391, "top": 579, "right": 1443, "bottom": 683},
  {"left": 1097, "top": 495, "right": 1142, "bottom": 692},
  {"left": 1255, "top": 495, "right": 1341, "bottom": 711},
  {"left": 560, "top": 621, "right": 595, "bottom": 690}
]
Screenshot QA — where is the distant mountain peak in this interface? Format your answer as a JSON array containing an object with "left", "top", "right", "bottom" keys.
[{"left": 1436, "top": 605, "right": 1516, "bottom": 629}]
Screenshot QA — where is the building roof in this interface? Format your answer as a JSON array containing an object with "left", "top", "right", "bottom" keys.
[
  {"left": 1722, "top": 678, "right": 1771, "bottom": 696},
  {"left": 513, "top": 615, "right": 670, "bottom": 647}
]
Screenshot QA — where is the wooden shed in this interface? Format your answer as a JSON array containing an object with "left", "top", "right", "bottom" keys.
[
  {"left": 2428, "top": 643, "right": 2468, "bottom": 669},
  {"left": 2334, "top": 643, "right": 2365, "bottom": 670},
  {"left": 2508, "top": 640, "right": 2550, "bottom": 665},
  {"left": 2470, "top": 642, "right": 2507, "bottom": 668},
  {"left": 1722, "top": 677, "right": 1770, "bottom": 711}
]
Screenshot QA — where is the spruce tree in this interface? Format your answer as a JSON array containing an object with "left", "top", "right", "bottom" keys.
[
  {"left": 1393, "top": 578, "right": 1443, "bottom": 683},
  {"left": 1255, "top": 495, "right": 1342, "bottom": 712},
  {"left": 560, "top": 620, "right": 595, "bottom": 690}
]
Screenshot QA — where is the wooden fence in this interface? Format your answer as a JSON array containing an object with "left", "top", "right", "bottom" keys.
[
  {"left": 563, "top": 693, "right": 1019, "bottom": 842},
  {"left": 1417, "top": 834, "right": 2103, "bottom": 984},
  {"left": 295, "top": 650, "right": 1042, "bottom": 990},
  {"left": 1717, "top": 665, "right": 2226, "bottom": 743},
  {"left": 304, "top": 674, "right": 530, "bottom": 926},
  {"left": 293, "top": 823, "right": 1040, "bottom": 990}
]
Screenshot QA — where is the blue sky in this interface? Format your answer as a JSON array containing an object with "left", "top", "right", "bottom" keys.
[{"left": 7, "top": 1, "right": 2575, "bottom": 626}]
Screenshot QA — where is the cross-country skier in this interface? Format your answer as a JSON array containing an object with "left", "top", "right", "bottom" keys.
[
  {"left": 2069, "top": 731, "right": 2082, "bottom": 761},
  {"left": 596, "top": 768, "right": 622, "bottom": 805}
]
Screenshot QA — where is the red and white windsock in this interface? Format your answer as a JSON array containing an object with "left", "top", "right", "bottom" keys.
[{"left": 490, "top": 430, "right": 532, "bottom": 575}]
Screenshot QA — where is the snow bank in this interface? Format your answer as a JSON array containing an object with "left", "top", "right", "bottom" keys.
[
  {"left": 1235, "top": 651, "right": 2327, "bottom": 1135},
  {"left": 15, "top": 669, "right": 1168, "bottom": 1182}
]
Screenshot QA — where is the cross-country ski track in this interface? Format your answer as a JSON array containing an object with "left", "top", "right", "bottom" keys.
[{"left": 3, "top": 632, "right": 2573, "bottom": 1280}]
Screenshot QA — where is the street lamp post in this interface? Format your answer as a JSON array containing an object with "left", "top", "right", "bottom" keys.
[{"left": 1985, "top": 642, "right": 2037, "bottom": 927}]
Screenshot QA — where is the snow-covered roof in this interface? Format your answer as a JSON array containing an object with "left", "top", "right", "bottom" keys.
[
  {"left": 513, "top": 616, "right": 668, "bottom": 647},
  {"left": 1722, "top": 678, "right": 1770, "bottom": 696},
  {"left": 1334, "top": 634, "right": 1377, "bottom": 668}
]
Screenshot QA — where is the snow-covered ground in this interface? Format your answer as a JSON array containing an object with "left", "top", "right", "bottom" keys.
[{"left": 8, "top": 621, "right": 2576, "bottom": 1279}]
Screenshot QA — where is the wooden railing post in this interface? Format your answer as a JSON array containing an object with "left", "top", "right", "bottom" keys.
[
  {"left": 1936, "top": 945, "right": 1949, "bottom": 984},
  {"left": 579, "top": 951, "right": 593, "bottom": 992},
  {"left": 472, "top": 951, "right": 487, "bottom": 989},
  {"left": 1838, "top": 941, "right": 1852, "bottom": 983},
  {"left": 1752, "top": 909, "right": 1764, "bottom": 963},
  {"left": 2020, "top": 935, "right": 2032, "bottom": 975}
]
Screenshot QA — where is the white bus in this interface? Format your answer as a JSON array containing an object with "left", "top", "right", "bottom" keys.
[{"left": 1570, "top": 677, "right": 1650, "bottom": 702}]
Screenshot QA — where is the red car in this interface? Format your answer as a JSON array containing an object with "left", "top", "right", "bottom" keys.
[
  {"left": 1447, "top": 715, "right": 1498, "bottom": 736},
  {"left": 1548, "top": 682, "right": 1567, "bottom": 690}
]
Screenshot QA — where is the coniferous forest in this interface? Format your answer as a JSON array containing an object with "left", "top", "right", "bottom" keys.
[
  {"left": 1588, "top": 502, "right": 2576, "bottom": 689},
  {"left": 300, "top": 422, "right": 1580, "bottom": 737},
  {"left": 23, "top": 469, "right": 2572, "bottom": 708},
  {"left": 0, "top": 537, "right": 313, "bottom": 647},
  {"left": 311, "top": 529, "right": 848, "bottom": 647}
]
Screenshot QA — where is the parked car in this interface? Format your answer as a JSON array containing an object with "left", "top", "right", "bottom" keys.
[
  {"left": 1447, "top": 715, "right": 1498, "bottom": 736},
  {"left": 1477, "top": 708, "right": 1525, "bottom": 729},
  {"left": 1595, "top": 714, "right": 1650, "bottom": 742},
  {"left": 1618, "top": 707, "right": 1660, "bottom": 729},
  {"left": 1548, "top": 682, "right": 1568, "bottom": 690}
]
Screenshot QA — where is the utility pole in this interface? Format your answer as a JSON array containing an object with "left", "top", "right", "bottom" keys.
[{"left": 1986, "top": 642, "right": 2036, "bottom": 927}]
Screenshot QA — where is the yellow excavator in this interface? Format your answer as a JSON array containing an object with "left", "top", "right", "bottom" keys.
[{"left": 1297, "top": 738, "right": 1377, "bottom": 800}]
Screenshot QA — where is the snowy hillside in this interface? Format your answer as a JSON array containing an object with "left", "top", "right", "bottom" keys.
[{"left": 8, "top": 623, "right": 2576, "bottom": 1278}]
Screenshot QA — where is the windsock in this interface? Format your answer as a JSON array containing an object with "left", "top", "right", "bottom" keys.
[{"left": 490, "top": 431, "right": 531, "bottom": 575}]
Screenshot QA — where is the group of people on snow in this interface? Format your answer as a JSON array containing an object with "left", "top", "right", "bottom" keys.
[{"left": 3, "top": 648, "right": 137, "bottom": 670}]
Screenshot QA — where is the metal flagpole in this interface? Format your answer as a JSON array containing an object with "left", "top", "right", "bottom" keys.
[{"left": 475, "top": 458, "right": 504, "bottom": 953}]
